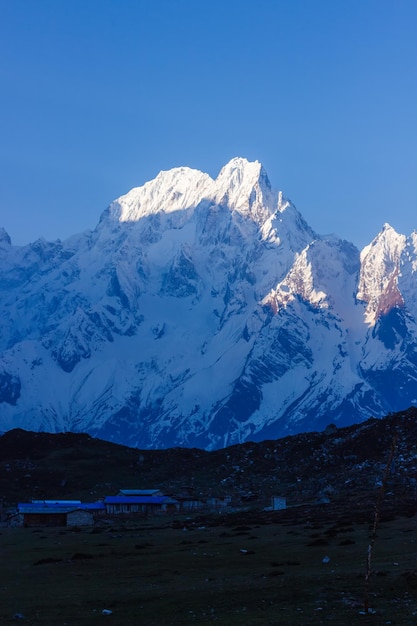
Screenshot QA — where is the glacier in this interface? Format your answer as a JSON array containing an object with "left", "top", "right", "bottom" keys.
[{"left": 1, "top": 157, "right": 417, "bottom": 449}]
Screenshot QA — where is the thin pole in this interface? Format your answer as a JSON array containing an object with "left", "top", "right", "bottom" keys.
[{"left": 363, "top": 434, "right": 397, "bottom": 613}]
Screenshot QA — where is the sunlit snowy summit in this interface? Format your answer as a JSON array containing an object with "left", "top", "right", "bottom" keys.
[{"left": 1, "top": 158, "right": 417, "bottom": 449}]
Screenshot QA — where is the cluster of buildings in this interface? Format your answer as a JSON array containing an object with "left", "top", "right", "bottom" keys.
[{"left": 13, "top": 489, "right": 234, "bottom": 527}]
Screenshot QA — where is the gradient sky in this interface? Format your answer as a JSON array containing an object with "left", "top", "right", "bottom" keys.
[{"left": 1, "top": 0, "right": 417, "bottom": 249}]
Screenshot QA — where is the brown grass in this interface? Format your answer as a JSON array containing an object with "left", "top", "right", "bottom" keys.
[{"left": 1, "top": 512, "right": 417, "bottom": 625}]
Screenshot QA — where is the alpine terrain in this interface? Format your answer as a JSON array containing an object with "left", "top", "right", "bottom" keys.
[{"left": 1, "top": 157, "right": 416, "bottom": 449}]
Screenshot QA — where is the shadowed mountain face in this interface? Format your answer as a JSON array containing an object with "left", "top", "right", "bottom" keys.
[{"left": 0, "top": 159, "right": 417, "bottom": 449}]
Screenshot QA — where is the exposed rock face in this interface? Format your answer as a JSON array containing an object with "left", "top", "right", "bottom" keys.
[{"left": 0, "top": 369, "right": 21, "bottom": 405}]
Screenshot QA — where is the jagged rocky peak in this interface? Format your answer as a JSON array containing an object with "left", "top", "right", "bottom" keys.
[
  {"left": 213, "top": 157, "right": 275, "bottom": 218},
  {"left": 357, "top": 223, "right": 407, "bottom": 325},
  {"left": 262, "top": 237, "right": 360, "bottom": 315},
  {"left": 359, "top": 223, "right": 406, "bottom": 272},
  {"left": 102, "top": 157, "right": 280, "bottom": 228},
  {"left": 2, "top": 157, "right": 417, "bottom": 450},
  {"left": 0, "top": 228, "right": 11, "bottom": 246},
  {"left": 108, "top": 166, "right": 213, "bottom": 223}
]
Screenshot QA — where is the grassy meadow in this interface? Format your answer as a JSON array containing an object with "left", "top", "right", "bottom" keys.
[{"left": 1, "top": 511, "right": 417, "bottom": 625}]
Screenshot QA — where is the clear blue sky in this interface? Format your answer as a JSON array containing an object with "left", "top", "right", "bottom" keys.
[{"left": 1, "top": 0, "right": 417, "bottom": 249}]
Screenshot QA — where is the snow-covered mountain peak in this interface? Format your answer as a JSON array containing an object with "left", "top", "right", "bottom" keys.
[
  {"left": 358, "top": 223, "right": 407, "bottom": 325},
  {"left": 372, "top": 223, "right": 405, "bottom": 249},
  {"left": 0, "top": 228, "right": 11, "bottom": 246},
  {"left": 261, "top": 237, "right": 360, "bottom": 318},
  {"left": 106, "top": 166, "right": 213, "bottom": 224},
  {"left": 2, "top": 158, "right": 417, "bottom": 450},
  {"left": 101, "top": 158, "right": 280, "bottom": 232},
  {"left": 215, "top": 157, "right": 265, "bottom": 187},
  {"left": 359, "top": 223, "right": 406, "bottom": 276},
  {"left": 0, "top": 228, "right": 12, "bottom": 262},
  {"left": 213, "top": 157, "right": 276, "bottom": 221}
]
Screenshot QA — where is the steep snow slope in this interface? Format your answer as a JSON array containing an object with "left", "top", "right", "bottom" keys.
[{"left": 0, "top": 158, "right": 417, "bottom": 449}]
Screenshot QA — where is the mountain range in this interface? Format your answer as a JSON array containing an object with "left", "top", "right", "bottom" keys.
[{"left": 1, "top": 157, "right": 416, "bottom": 449}]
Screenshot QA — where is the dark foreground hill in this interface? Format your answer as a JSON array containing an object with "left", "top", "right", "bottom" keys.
[{"left": 1, "top": 407, "right": 417, "bottom": 522}]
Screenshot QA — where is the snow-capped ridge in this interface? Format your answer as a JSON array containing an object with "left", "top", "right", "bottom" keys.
[
  {"left": 102, "top": 158, "right": 279, "bottom": 228},
  {"left": 1, "top": 158, "right": 417, "bottom": 450},
  {"left": 213, "top": 157, "right": 277, "bottom": 221},
  {"left": 360, "top": 223, "right": 404, "bottom": 256},
  {"left": 358, "top": 223, "right": 407, "bottom": 325},
  {"left": 214, "top": 157, "right": 269, "bottom": 192},
  {"left": 0, "top": 228, "right": 11, "bottom": 246},
  {"left": 261, "top": 237, "right": 360, "bottom": 316},
  {"left": 106, "top": 166, "right": 213, "bottom": 223}
]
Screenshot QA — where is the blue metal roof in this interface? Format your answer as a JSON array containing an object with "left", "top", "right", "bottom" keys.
[
  {"left": 104, "top": 495, "right": 177, "bottom": 505},
  {"left": 118, "top": 489, "right": 161, "bottom": 496},
  {"left": 18, "top": 505, "right": 81, "bottom": 514},
  {"left": 79, "top": 502, "right": 105, "bottom": 511},
  {"left": 18, "top": 501, "right": 105, "bottom": 512},
  {"left": 31, "top": 500, "right": 81, "bottom": 505}
]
